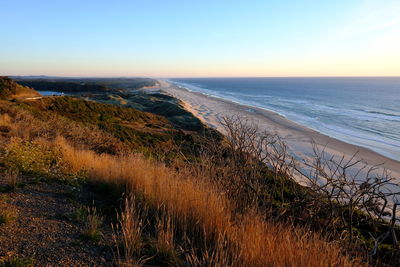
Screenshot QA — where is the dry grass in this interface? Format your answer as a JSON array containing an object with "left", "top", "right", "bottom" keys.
[
  {"left": 155, "top": 210, "right": 176, "bottom": 259},
  {"left": 81, "top": 205, "right": 103, "bottom": 242},
  {"left": 12, "top": 91, "right": 40, "bottom": 99},
  {"left": 112, "top": 196, "right": 147, "bottom": 266},
  {"left": 0, "top": 101, "right": 365, "bottom": 266},
  {"left": 0, "top": 113, "right": 11, "bottom": 126},
  {"left": 0, "top": 103, "right": 126, "bottom": 154},
  {"left": 2, "top": 168, "right": 19, "bottom": 191},
  {"left": 0, "top": 205, "right": 18, "bottom": 225},
  {"left": 55, "top": 136, "right": 362, "bottom": 266}
]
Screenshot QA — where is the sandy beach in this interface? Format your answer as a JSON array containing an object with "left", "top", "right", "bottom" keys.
[{"left": 156, "top": 80, "right": 400, "bottom": 180}]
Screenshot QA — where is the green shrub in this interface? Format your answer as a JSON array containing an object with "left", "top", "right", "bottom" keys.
[
  {"left": 0, "top": 255, "right": 34, "bottom": 267},
  {"left": 4, "top": 138, "right": 67, "bottom": 179}
]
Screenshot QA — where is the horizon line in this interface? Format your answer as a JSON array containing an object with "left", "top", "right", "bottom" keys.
[{"left": 6, "top": 74, "right": 400, "bottom": 79}]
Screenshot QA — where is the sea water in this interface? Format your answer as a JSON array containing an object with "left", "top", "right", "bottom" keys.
[{"left": 170, "top": 77, "right": 400, "bottom": 161}]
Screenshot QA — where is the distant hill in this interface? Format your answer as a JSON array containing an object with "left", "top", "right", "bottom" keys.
[
  {"left": 16, "top": 80, "right": 109, "bottom": 93},
  {"left": 14, "top": 77, "right": 159, "bottom": 93},
  {"left": 0, "top": 76, "right": 40, "bottom": 99}
]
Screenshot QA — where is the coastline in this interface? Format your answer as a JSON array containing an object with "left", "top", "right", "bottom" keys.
[{"left": 156, "top": 79, "right": 400, "bottom": 180}]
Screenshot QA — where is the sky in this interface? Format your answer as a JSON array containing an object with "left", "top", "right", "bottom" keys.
[{"left": 0, "top": 0, "right": 399, "bottom": 77}]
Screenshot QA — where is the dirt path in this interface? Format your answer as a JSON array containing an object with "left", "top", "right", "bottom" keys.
[{"left": 0, "top": 179, "right": 113, "bottom": 266}]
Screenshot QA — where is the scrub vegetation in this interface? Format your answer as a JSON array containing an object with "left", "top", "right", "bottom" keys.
[{"left": 0, "top": 77, "right": 398, "bottom": 266}]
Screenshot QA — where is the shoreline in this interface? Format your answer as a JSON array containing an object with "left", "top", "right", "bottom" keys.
[{"left": 155, "top": 79, "right": 400, "bottom": 179}]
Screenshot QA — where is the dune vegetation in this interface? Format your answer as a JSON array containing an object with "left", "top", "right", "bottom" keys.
[
  {"left": 0, "top": 77, "right": 39, "bottom": 99},
  {"left": 15, "top": 77, "right": 158, "bottom": 93},
  {"left": 0, "top": 77, "right": 398, "bottom": 266}
]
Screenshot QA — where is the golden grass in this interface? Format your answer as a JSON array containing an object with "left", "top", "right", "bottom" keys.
[
  {"left": 11, "top": 91, "right": 40, "bottom": 99},
  {"left": 57, "top": 136, "right": 228, "bottom": 234},
  {"left": 0, "top": 101, "right": 363, "bottom": 266},
  {"left": 0, "top": 103, "right": 126, "bottom": 154},
  {"left": 55, "top": 136, "right": 363, "bottom": 266},
  {"left": 0, "top": 113, "right": 11, "bottom": 126},
  {"left": 112, "top": 196, "right": 146, "bottom": 266}
]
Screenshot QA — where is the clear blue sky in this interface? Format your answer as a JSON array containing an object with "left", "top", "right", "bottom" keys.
[{"left": 1, "top": 0, "right": 399, "bottom": 77}]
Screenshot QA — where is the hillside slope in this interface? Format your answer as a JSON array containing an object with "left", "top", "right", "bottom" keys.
[
  {"left": 14, "top": 77, "right": 158, "bottom": 93},
  {"left": 0, "top": 77, "right": 40, "bottom": 99},
  {"left": 1, "top": 77, "right": 398, "bottom": 266}
]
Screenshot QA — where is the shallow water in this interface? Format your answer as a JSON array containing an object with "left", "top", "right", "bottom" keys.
[
  {"left": 170, "top": 77, "right": 400, "bottom": 161},
  {"left": 38, "top": 90, "right": 64, "bottom": 96}
]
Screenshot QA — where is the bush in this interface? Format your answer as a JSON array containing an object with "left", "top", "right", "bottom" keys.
[{"left": 4, "top": 138, "right": 68, "bottom": 179}]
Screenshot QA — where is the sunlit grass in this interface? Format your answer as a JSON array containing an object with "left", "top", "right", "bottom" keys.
[
  {"left": 0, "top": 98, "right": 364, "bottom": 266},
  {"left": 56, "top": 137, "right": 361, "bottom": 266}
]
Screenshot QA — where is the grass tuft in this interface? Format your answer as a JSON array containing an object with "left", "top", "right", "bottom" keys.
[
  {"left": 1, "top": 168, "right": 20, "bottom": 192},
  {"left": 0, "top": 255, "right": 34, "bottom": 267},
  {"left": 112, "top": 196, "right": 146, "bottom": 266},
  {"left": 79, "top": 205, "right": 103, "bottom": 243},
  {"left": 0, "top": 206, "right": 18, "bottom": 225}
]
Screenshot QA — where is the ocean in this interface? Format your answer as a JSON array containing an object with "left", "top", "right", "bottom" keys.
[{"left": 170, "top": 77, "right": 400, "bottom": 161}]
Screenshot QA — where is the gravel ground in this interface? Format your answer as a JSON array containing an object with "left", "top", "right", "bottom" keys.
[{"left": 0, "top": 178, "right": 114, "bottom": 266}]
